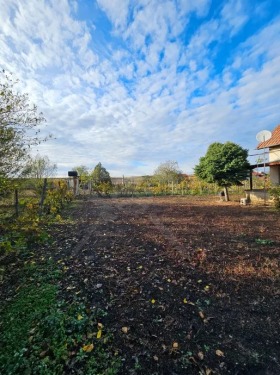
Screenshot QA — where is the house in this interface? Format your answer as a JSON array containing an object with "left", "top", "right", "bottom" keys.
[
  {"left": 256, "top": 124, "right": 280, "bottom": 185},
  {"left": 245, "top": 124, "right": 280, "bottom": 204}
]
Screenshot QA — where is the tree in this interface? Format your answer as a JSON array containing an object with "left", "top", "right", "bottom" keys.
[
  {"left": 0, "top": 70, "right": 46, "bottom": 179},
  {"left": 194, "top": 142, "right": 250, "bottom": 201},
  {"left": 73, "top": 165, "right": 90, "bottom": 191},
  {"left": 22, "top": 154, "right": 57, "bottom": 179},
  {"left": 91, "top": 163, "right": 112, "bottom": 196},
  {"left": 154, "top": 160, "right": 182, "bottom": 184}
]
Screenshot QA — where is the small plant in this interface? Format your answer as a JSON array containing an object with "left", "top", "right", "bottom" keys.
[
  {"left": 255, "top": 238, "right": 274, "bottom": 245},
  {"left": 0, "top": 260, "right": 121, "bottom": 375}
]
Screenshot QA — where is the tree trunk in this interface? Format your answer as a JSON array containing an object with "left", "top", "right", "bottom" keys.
[{"left": 224, "top": 186, "right": 229, "bottom": 201}]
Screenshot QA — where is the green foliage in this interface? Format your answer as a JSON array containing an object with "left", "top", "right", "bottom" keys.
[
  {"left": 154, "top": 160, "right": 182, "bottom": 184},
  {"left": 0, "top": 179, "right": 73, "bottom": 255},
  {"left": 0, "top": 70, "right": 46, "bottom": 180},
  {"left": 91, "top": 163, "right": 112, "bottom": 196},
  {"left": 0, "top": 261, "right": 121, "bottom": 375},
  {"left": 21, "top": 154, "right": 57, "bottom": 179},
  {"left": 269, "top": 186, "right": 280, "bottom": 209},
  {"left": 194, "top": 142, "right": 250, "bottom": 187},
  {"left": 73, "top": 165, "right": 90, "bottom": 190},
  {"left": 255, "top": 238, "right": 274, "bottom": 245}
]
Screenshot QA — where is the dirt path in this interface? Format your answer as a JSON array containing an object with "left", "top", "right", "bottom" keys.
[{"left": 34, "top": 197, "right": 280, "bottom": 373}]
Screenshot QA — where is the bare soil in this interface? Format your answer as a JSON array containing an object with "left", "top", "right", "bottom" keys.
[{"left": 3, "top": 196, "right": 280, "bottom": 374}]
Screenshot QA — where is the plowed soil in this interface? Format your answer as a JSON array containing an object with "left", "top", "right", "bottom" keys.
[{"left": 4, "top": 196, "right": 280, "bottom": 374}]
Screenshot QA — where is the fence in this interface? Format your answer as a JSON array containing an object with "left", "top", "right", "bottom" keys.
[{"left": 0, "top": 178, "right": 73, "bottom": 221}]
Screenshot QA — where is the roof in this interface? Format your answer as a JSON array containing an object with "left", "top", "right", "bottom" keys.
[
  {"left": 257, "top": 124, "right": 280, "bottom": 149},
  {"left": 249, "top": 161, "right": 280, "bottom": 169}
]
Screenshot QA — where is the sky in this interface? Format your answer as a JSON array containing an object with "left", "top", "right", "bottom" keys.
[{"left": 1, "top": 0, "right": 280, "bottom": 177}]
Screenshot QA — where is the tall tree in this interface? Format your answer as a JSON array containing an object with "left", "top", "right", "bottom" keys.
[
  {"left": 194, "top": 142, "right": 250, "bottom": 201},
  {"left": 0, "top": 70, "right": 46, "bottom": 179},
  {"left": 22, "top": 154, "right": 57, "bottom": 179},
  {"left": 91, "top": 162, "right": 112, "bottom": 196},
  {"left": 154, "top": 160, "right": 182, "bottom": 184}
]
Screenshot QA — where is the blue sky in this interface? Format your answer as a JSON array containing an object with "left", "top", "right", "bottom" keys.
[{"left": 1, "top": 0, "right": 280, "bottom": 176}]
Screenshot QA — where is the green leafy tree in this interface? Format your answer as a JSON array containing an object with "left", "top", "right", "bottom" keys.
[
  {"left": 194, "top": 142, "right": 250, "bottom": 201},
  {"left": 22, "top": 154, "right": 57, "bottom": 179},
  {"left": 91, "top": 162, "right": 112, "bottom": 196},
  {"left": 73, "top": 165, "right": 90, "bottom": 187},
  {"left": 0, "top": 70, "right": 46, "bottom": 180},
  {"left": 154, "top": 160, "right": 182, "bottom": 184}
]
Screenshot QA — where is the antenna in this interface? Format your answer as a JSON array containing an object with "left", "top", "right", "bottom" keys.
[
  {"left": 256, "top": 130, "right": 272, "bottom": 143},
  {"left": 255, "top": 130, "right": 272, "bottom": 205}
]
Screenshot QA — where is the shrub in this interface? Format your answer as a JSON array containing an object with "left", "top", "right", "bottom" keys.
[{"left": 269, "top": 186, "right": 280, "bottom": 209}]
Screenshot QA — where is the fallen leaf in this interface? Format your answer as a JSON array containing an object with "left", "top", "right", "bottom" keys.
[
  {"left": 197, "top": 351, "right": 204, "bottom": 360},
  {"left": 97, "top": 322, "right": 103, "bottom": 329},
  {"left": 215, "top": 349, "right": 224, "bottom": 357},
  {"left": 67, "top": 286, "right": 76, "bottom": 290},
  {"left": 172, "top": 342, "right": 179, "bottom": 349},
  {"left": 97, "top": 330, "right": 102, "bottom": 339},
  {"left": 77, "top": 314, "right": 83, "bottom": 321},
  {"left": 39, "top": 350, "right": 48, "bottom": 358},
  {"left": 121, "top": 326, "right": 128, "bottom": 334},
  {"left": 204, "top": 285, "right": 210, "bottom": 291},
  {"left": 183, "top": 298, "right": 188, "bottom": 304},
  {"left": 153, "top": 355, "right": 159, "bottom": 361},
  {"left": 199, "top": 311, "right": 205, "bottom": 319},
  {"left": 151, "top": 298, "right": 156, "bottom": 304},
  {"left": 82, "top": 343, "right": 94, "bottom": 352}
]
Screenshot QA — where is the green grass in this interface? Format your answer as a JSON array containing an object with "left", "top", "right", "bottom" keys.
[{"left": 0, "top": 261, "right": 121, "bottom": 375}]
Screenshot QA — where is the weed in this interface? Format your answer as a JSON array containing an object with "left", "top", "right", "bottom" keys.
[
  {"left": 0, "top": 260, "right": 121, "bottom": 375},
  {"left": 255, "top": 238, "right": 274, "bottom": 246}
]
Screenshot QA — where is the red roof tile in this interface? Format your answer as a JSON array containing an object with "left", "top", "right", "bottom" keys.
[{"left": 257, "top": 124, "right": 280, "bottom": 149}]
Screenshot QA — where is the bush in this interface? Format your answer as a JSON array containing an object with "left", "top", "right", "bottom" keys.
[{"left": 269, "top": 186, "right": 280, "bottom": 209}]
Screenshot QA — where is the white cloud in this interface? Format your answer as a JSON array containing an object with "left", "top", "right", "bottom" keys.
[{"left": 1, "top": 0, "right": 280, "bottom": 177}]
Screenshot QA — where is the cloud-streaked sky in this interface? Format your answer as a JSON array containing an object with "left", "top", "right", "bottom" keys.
[{"left": 1, "top": 0, "right": 280, "bottom": 176}]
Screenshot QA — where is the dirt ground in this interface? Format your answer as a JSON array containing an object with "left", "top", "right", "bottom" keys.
[{"left": 4, "top": 196, "right": 280, "bottom": 374}]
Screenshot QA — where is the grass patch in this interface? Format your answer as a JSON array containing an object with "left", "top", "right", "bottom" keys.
[{"left": 0, "top": 260, "right": 121, "bottom": 375}]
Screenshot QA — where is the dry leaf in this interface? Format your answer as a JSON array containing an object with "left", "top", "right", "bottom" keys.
[
  {"left": 172, "top": 342, "right": 179, "bottom": 349},
  {"left": 97, "top": 322, "right": 103, "bottom": 329},
  {"left": 97, "top": 330, "right": 102, "bottom": 339},
  {"left": 121, "top": 326, "right": 128, "bottom": 334},
  {"left": 153, "top": 355, "right": 159, "bottom": 361},
  {"left": 197, "top": 351, "right": 204, "bottom": 360},
  {"left": 82, "top": 343, "right": 94, "bottom": 352},
  {"left": 215, "top": 349, "right": 224, "bottom": 357},
  {"left": 205, "top": 368, "right": 213, "bottom": 375},
  {"left": 199, "top": 311, "right": 205, "bottom": 319}
]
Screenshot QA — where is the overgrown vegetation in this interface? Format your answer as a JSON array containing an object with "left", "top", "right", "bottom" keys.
[
  {"left": 269, "top": 186, "right": 280, "bottom": 209},
  {"left": 0, "top": 259, "right": 121, "bottom": 374}
]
